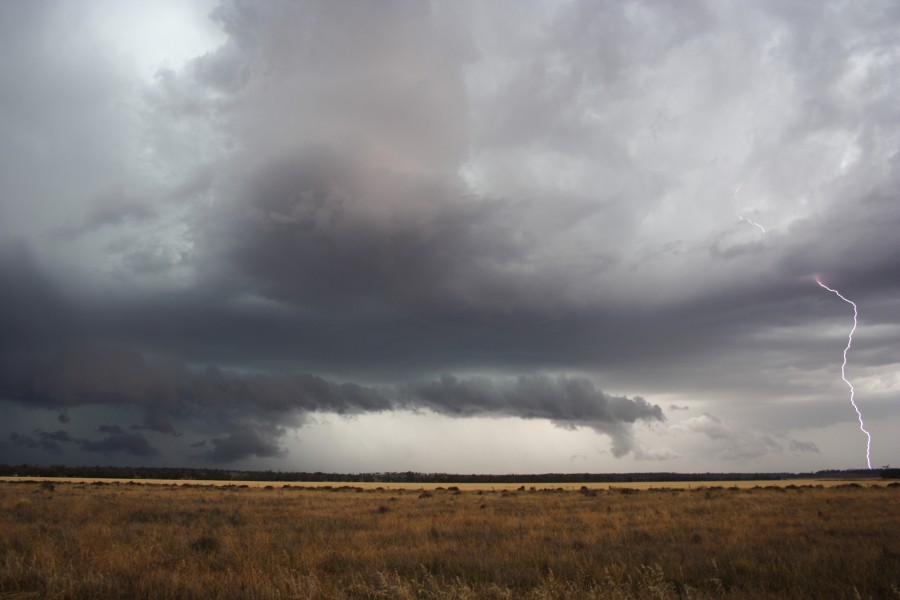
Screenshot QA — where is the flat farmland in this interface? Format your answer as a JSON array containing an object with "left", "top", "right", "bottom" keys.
[{"left": 1, "top": 480, "right": 898, "bottom": 599}]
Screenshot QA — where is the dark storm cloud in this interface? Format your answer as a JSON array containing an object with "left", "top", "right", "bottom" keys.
[
  {"left": 779, "top": 190, "right": 900, "bottom": 290},
  {"left": 78, "top": 433, "right": 159, "bottom": 457},
  {"left": 404, "top": 374, "right": 663, "bottom": 457},
  {"left": 39, "top": 430, "right": 73, "bottom": 443},
  {"left": 200, "top": 427, "right": 285, "bottom": 463},
  {"left": 178, "top": 0, "right": 900, "bottom": 348},
  {"left": 0, "top": 242, "right": 72, "bottom": 354},
  {"left": 8, "top": 430, "right": 71, "bottom": 454},
  {"left": 0, "top": 342, "right": 394, "bottom": 463},
  {"left": 9, "top": 432, "right": 59, "bottom": 454},
  {"left": 0, "top": 238, "right": 845, "bottom": 385},
  {"left": 0, "top": 344, "right": 393, "bottom": 416},
  {"left": 0, "top": 342, "right": 665, "bottom": 461},
  {"left": 198, "top": 152, "right": 539, "bottom": 312},
  {"left": 7, "top": 428, "right": 158, "bottom": 458},
  {"left": 135, "top": 409, "right": 177, "bottom": 435}
]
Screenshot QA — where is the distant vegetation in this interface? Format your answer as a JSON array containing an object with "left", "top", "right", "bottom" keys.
[
  {"left": 0, "top": 463, "right": 890, "bottom": 482},
  {"left": 1, "top": 479, "right": 897, "bottom": 598}
]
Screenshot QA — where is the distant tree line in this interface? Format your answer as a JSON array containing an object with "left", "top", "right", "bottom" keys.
[{"left": 0, "top": 464, "right": 890, "bottom": 482}]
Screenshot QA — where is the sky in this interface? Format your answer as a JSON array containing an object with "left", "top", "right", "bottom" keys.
[{"left": 1, "top": 0, "right": 898, "bottom": 474}]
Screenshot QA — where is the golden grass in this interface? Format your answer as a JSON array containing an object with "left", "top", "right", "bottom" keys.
[{"left": 1, "top": 480, "right": 898, "bottom": 599}]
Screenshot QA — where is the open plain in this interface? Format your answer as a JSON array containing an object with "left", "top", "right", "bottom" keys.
[
  {"left": 1, "top": 479, "right": 898, "bottom": 599},
  {"left": 0, "top": 476, "right": 891, "bottom": 490}
]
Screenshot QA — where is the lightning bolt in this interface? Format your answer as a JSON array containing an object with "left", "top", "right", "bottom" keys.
[
  {"left": 731, "top": 188, "right": 871, "bottom": 467},
  {"left": 737, "top": 213, "right": 767, "bottom": 234},
  {"left": 816, "top": 278, "right": 872, "bottom": 469},
  {"left": 734, "top": 186, "right": 767, "bottom": 234}
]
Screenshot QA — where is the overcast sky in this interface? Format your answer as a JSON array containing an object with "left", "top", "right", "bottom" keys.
[{"left": 1, "top": 0, "right": 898, "bottom": 474}]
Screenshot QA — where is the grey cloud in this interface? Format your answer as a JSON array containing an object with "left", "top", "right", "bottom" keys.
[
  {"left": 191, "top": 39, "right": 248, "bottom": 94},
  {"left": 0, "top": 342, "right": 664, "bottom": 461},
  {"left": 8, "top": 430, "right": 70, "bottom": 454},
  {"left": 0, "top": 343, "right": 399, "bottom": 464},
  {"left": 168, "top": 165, "right": 216, "bottom": 201},
  {"left": 78, "top": 192, "right": 156, "bottom": 233},
  {"left": 0, "top": 242, "right": 72, "bottom": 353},
  {"left": 77, "top": 433, "right": 159, "bottom": 457},
  {"left": 779, "top": 191, "right": 900, "bottom": 290},
  {"left": 148, "top": 67, "right": 222, "bottom": 120},
  {"left": 228, "top": 1, "right": 468, "bottom": 167},
  {"left": 680, "top": 413, "right": 784, "bottom": 462},
  {"left": 405, "top": 374, "right": 663, "bottom": 457},
  {"left": 9, "top": 432, "right": 58, "bottom": 453},
  {"left": 0, "top": 344, "right": 394, "bottom": 417},
  {"left": 8, "top": 427, "right": 159, "bottom": 458},
  {"left": 0, "top": 2, "right": 148, "bottom": 241},
  {"left": 119, "top": 247, "right": 189, "bottom": 276},
  {"left": 38, "top": 429, "right": 72, "bottom": 443},
  {"left": 199, "top": 152, "right": 539, "bottom": 312},
  {"left": 184, "top": 0, "right": 900, "bottom": 325},
  {"left": 0, "top": 345, "right": 183, "bottom": 409},
  {"left": 633, "top": 448, "right": 680, "bottom": 462},
  {"left": 0, "top": 239, "right": 748, "bottom": 375},
  {"left": 200, "top": 427, "right": 286, "bottom": 464},
  {"left": 183, "top": 365, "right": 395, "bottom": 415},
  {"left": 789, "top": 439, "right": 820, "bottom": 454},
  {"left": 136, "top": 409, "right": 177, "bottom": 435}
]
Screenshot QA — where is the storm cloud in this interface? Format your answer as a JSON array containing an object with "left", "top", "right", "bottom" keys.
[
  {"left": 404, "top": 374, "right": 663, "bottom": 456},
  {"left": 8, "top": 427, "right": 157, "bottom": 458},
  {"left": 1, "top": 0, "right": 899, "bottom": 471},
  {"left": 0, "top": 345, "right": 661, "bottom": 462}
]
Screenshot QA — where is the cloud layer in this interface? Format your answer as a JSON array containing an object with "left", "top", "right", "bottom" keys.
[
  {"left": 1, "top": 0, "right": 898, "bottom": 470},
  {"left": 0, "top": 345, "right": 661, "bottom": 462}
]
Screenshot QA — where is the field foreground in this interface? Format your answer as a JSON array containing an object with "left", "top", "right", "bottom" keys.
[{"left": 1, "top": 480, "right": 898, "bottom": 599}]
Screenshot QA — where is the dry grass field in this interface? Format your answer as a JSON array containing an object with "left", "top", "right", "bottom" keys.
[
  {"left": 0, "top": 476, "right": 890, "bottom": 490},
  {"left": 1, "top": 480, "right": 898, "bottom": 599}
]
